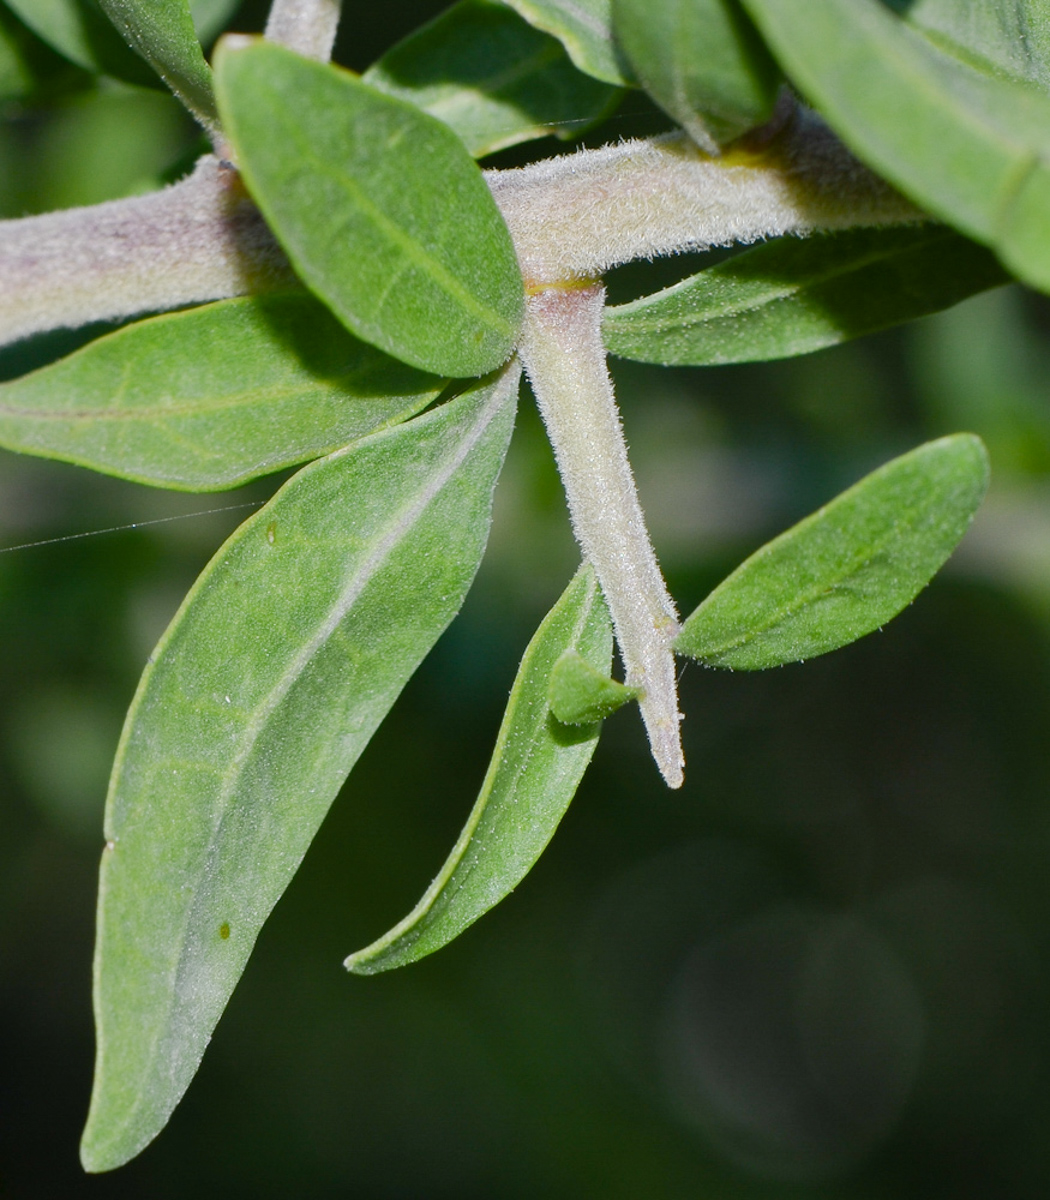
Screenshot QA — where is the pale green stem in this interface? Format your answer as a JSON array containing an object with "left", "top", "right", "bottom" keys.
[
  {"left": 0, "top": 157, "right": 290, "bottom": 349},
  {"left": 0, "top": 108, "right": 918, "bottom": 350},
  {"left": 487, "top": 108, "right": 920, "bottom": 285},
  {"left": 519, "top": 283, "right": 684, "bottom": 788},
  {"left": 264, "top": 0, "right": 342, "bottom": 61}
]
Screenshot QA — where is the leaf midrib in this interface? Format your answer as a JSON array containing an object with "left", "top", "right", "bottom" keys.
[
  {"left": 605, "top": 228, "right": 947, "bottom": 336},
  {"left": 108, "top": 373, "right": 513, "bottom": 1148},
  {"left": 264, "top": 90, "right": 518, "bottom": 340}
]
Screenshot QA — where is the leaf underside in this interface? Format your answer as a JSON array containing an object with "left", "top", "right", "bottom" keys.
[
  {"left": 741, "top": 0, "right": 1050, "bottom": 293},
  {"left": 675, "top": 434, "right": 990, "bottom": 669},
  {"left": 498, "top": 0, "right": 635, "bottom": 86},
  {"left": 602, "top": 226, "right": 1010, "bottom": 366},
  {"left": 0, "top": 294, "right": 445, "bottom": 491},
  {"left": 97, "top": 0, "right": 218, "bottom": 128},
  {"left": 612, "top": 0, "right": 781, "bottom": 153},
  {"left": 80, "top": 364, "right": 520, "bottom": 1173},
  {"left": 346, "top": 562, "right": 611, "bottom": 975}
]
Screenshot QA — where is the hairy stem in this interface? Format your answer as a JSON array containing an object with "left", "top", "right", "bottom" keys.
[
  {"left": 487, "top": 107, "right": 920, "bottom": 285},
  {"left": 264, "top": 0, "right": 342, "bottom": 62},
  {"left": 0, "top": 157, "right": 291, "bottom": 349},
  {"left": 519, "top": 284, "right": 684, "bottom": 788},
  {"left": 0, "top": 108, "right": 919, "bottom": 352}
]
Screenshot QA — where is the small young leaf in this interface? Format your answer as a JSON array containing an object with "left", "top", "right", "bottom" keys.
[
  {"left": 741, "top": 0, "right": 1050, "bottom": 293},
  {"left": 80, "top": 364, "right": 519, "bottom": 1172},
  {"left": 4, "top": 0, "right": 159, "bottom": 86},
  {"left": 214, "top": 39, "right": 524, "bottom": 379},
  {"left": 498, "top": 0, "right": 634, "bottom": 86},
  {"left": 611, "top": 0, "right": 781, "bottom": 153},
  {"left": 548, "top": 648, "right": 638, "bottom": 724},
  {"left": 675, "top": 434, "right": 989, "bottom": 670},
  {"left": 0, "top": 294, "right": 445, "bottom": 491},
  {"left": 364, "top": 0, "right": 621, "bottom": 158},
  {"left": 345, "top": 563, "right": 611, "bottom": 976},
  {"left": 603, "top": 226, "right": 1010, "bottom": 366},
  {"left": 97, "top": 0, "right": 217, "bottom": 129}
]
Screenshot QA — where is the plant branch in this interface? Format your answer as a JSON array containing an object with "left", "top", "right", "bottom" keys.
[
  {"left": 0, "top": 157, "right": 291, "bottom": 349},
  {"left": 519, "top": 283, "right": 684, "bottom": 788},
  {"left": 487, "top": 107, "right": 921, "bottom": 286},
  {"left": 264, "top": 0, "right": 342, "bottom": 62},
  {"left": 0, "top": 108, "right": 919, "bottom": 353}
]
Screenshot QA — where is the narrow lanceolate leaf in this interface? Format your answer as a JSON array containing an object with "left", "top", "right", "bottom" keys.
[
  {"left": 346, "top": 563, "right": 611, "bottom": 976},
  {"left": 602, "top": 226, "right": 1009, "bottom": 366},
  {"left": 98, "top": 0, "right": 217, "bottom": 129},
  {"left": 741, "top": 0, "right": 1050, "bottom": 293},
  {"left": 675, "top": 434, "right": 989, "bottom": 670},
  {"left": 4, "top": 0, "right": 159, "bottom": 86},
  {"left": 80, "top": 365, "right": 519, "bottom": 1173},
  {"left": 364, "top": 0, "right": 621, "bottom": 158},
  {"left": 499, "top": 0, "right": 634, "bottom": 85},
  {"left": 215, "top": 39, "right": 524, "bottom": 379},
  {"left": 0, "top": 295, "right": 444, "bottom": 491},
  {"left": 548, "top": 648, "right": 638, "bottom": 724},
  {"left": 611, "top": 0, "right": 780, "bottom": 153}
]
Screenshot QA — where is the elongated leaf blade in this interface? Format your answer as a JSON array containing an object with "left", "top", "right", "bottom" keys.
[
  {"left": 80, "top": 365, "right": 520, "bottom": 1172},
  {"left": 603, "top": 226, "right": 1009, "bottom": 366},
  {"left": 499, "top": 0, "right": 634, "bottom": 85},
  {"left": 345, "top": 563, "right": 611, "bottom": 975},
  {"left": 611, "top": 0, "right": 780, "bottom": 153},
  {"left": 215, "top": 39, "right": 524, "bottom": 378},
  {"left": 4, "top": 0, "right": 159, "bottom": 85},
  {"left": 0, "top": 295, "right": 444, "bottom": 491},
  {"left": 98, "top": 0, "right": 217, "bottom": 128},
  {"left": 364, "top": 0, "right": 621, "bottom": 158},
  {"left": 675, "top": 434, "right": 989, "bottom": 669},
  {"left": 884, "top": 0, "right": 1050, "bottom": 92},
  {"left": 741, "top": 0, "right": 1050, "bottom": 292},
  {"left": 548, "top": 648, "right": 638, "bottom": 724}
]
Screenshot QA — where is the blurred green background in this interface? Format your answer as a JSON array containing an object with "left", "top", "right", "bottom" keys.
[{"left": 5, "top": 2, "right": 1050, "bottom": 1197}]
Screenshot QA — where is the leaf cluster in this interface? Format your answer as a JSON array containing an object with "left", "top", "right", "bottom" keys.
[{"left": 0, "top": 0, "right": 1034, "bottom": 1173}]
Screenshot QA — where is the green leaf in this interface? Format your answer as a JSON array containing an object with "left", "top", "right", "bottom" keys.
[
  {"left": 0, "top": 6, "right": 55, "bottom": 99},
  {"left": 97, "top": 0, "right": 217, "bottom": 128},
  {"left": 611, "top": 0, "right": 780, "bottom": 153},
  {"left": 603, "top": 226, "right": 1010, "bottom": 366},
  {"left": 188, "top": 0, "right": 239, "bottom": 45},
  {"left": 548, "top": 648, "right": 638, "bottom": 724},
  {"left": 3, "top": 0, "right": 159, "bottom": 86},
  {"left": 0, "top": 294, "right": 445, "bottom": 491},
  {"left": 215, "top": 39, "right": 524, "bottom": 379},
  {"left": 740, "top": 0, "right": 1050, "bottom": 293},
  {"left": 345, "top": 563, "right": 611, "bottom": 976},
  {"left": 498, "top": 0, "right": 634, "bottom": 86},
  {"left": 675, "top": 434, "right": 989, "bottom": 669},
  {"left": 883, "top": 0, "right": 1050, "bottom": 91},
  {"left": 80, "top": 364, "right": 519, "bottom": 1173},
  {"left": 364, "top": 0, "right": 621, "bottom": 158}
]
